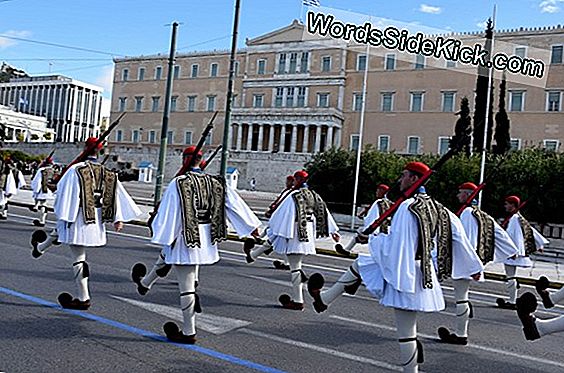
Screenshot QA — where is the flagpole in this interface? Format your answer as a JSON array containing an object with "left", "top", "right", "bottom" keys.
[
  {"left": 478, "top": 6, "right": 496, "bottom": 208},
  {"left": 350, "top": 20, "right": 371, "bottom": 230}
]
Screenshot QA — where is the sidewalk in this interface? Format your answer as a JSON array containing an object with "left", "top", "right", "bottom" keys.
[{"left": 8, "top": 188, "right": 564, "bottom": 288}]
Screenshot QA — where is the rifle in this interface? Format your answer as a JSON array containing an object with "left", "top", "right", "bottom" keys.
[
  {"left": 100, "top": 153, "right": 111, "bottom": 166},
  {"left": 201, "top": 145, "right": 222, "bottom": 170},
  {"left": 38, "top": 149, "right": 56, "bottom": 169},
  {"left": 174, "top": 111, "right": 218, "bottom": 177},
  {"left": 52, "top": 112, "right": 126, "bottom": 185},
  {"left": 335, "top": 140, "right": 466, "bottom": 255},
  {"left": 455, "top": 156, "right": 507, "bottom": 216}
]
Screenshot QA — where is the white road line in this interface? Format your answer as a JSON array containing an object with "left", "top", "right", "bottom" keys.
[
  {"left": 111, "top": 295, "right": 251, "bottom": 335},
  {"left": 240, "top": 328, "right": 404, "bottom": 372},
  {"left": 330, "top": 315, "right": 564, "bottom": 370}
]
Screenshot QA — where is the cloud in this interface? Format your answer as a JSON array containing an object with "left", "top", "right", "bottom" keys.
[
  {"left": 419, "top": 4, "right": 442, "bottom": 14},
  {"left": 540, "top": 0, "right": 563, "bottom": 13},
  {"left": 95, "top": 65, "right": 114, "bottom": 97},
  {"left": 0, "top": 30, "right": 31, "bottom": 49}
]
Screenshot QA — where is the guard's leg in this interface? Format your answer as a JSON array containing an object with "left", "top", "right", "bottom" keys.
[
  {"left": 497, "top": 264, "right": 518, "bottom": 309},
  {"left": 395, "top": 309, "right": 422, "bottom": 373},
  {"left": 132, "top": 250, "right": 171, "bottom": 295},
  {"left": 308, "top": 259, "right": 362, "bottom": 313},
  {"left": 70, "top": 245, "right": 90, "bottom": 302},
  {"left": 279, "top": 254, "right": 306, "bottom": 310},
  {"left": 163, "top": 265, "right": 198, "bottom": 344},
  {"left": 244, "top": 240, "right": 273, "bottom": 263},
  {"left": 438, "top": 279, "right": 471, "bottom": 344},
  {"left": 31, "top": 229, "right": 60, "bottom": 258}
]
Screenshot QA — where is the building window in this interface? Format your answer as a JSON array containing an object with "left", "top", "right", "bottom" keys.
[
  {"left": 191, "top": 64, "right": 199, "bottom": 78},
  {"left": 286, "top": 87, "right": 295, "bottom": 107},
  {"left": 378, "top": 135, "right": 390, "bottom": 152},
  {"left": 353, "top": 93, "right": 363, "bottom": 111},
  {"left": 289, "top": 52, "right": 298, "bottom": 73},
  {"left": 510, "top": 138, "right": 521, "bottom": 150},
  {"left": 155, "top": 66, "right": 162, "bottom": 80},
  {"left": 275, "top": 87, "right": 284, "bottom": 107},
  {"left": 547, "top": 91, "right": 561, "bottom": 112},
  {"left": 253, "top": 94, "right": 264, "bottom": 108},
  {"left": 233, "top": 61, "right": 239, "bottom": 76},
  {"left": 442, "top": 92, "right": 456, "bottom": 112},
  {"left": 407, "top": 136, "right": 420, "bottom": 154},
  {"left": 385, "top": 54, "right": 396, "bottom": 70},
  {"left": 438, "top": 137, "right": 450, "bottom": 155},
  {"left": 149, "top": 130, "right": 156, "bottom": 144},
  {"left": 232, "top": 93, "right": 238, "bottom": 107},
  {"left": 278, "top": 53, "right": 286, "bottom": 74},
  {"left": 118, "top": 97, "right": 127, "bottom": 112},
  {"left": 171, "top": 96, "right": 178, "bottom": 112},
  {"left": 357, "top": 54, "right": 367, "bottom": 71},
  {"left": 350, "top": 134, "right": 360, "bottom": 151},
  {"left": 173, "top": 65, "right": 180, "bottom": 79},
  {"left": 446, "top": 60, "right": 456, "bottom": 68},
  {"left": 152, "top": 96, "right": 160, "bottom": 112},
  {"left": 322, "top": 56, "right": 331, "bottom": 72},
  {"left": 116, "top": 130, "right": 123, "bottom": 142},
  {"left": 138, "top": 67, "right": 145, "bottom": 81},
  {"left": 185, "top": 131, "right": 193, "bottom": 145},
  {"left": 317, "top": 93, "right": 329, "bottom": 107},
  {"left": 210, "top": 63, "right": 218, "bottom": 77},
  {"left": 206, "top": 95, "right": 216, "bottom": 111},
  {"left": 510, "top": 91, "right": 525, "bottom": 112},
  {"left": 132, "top": 130, "right": 140, "bottom": 143},
  {"left": 167, "top": 131, "right": 174, "bottom": 144},
  {"left": 122, "top": 69, "right": 129, "bottom": 81},
  {"left": 551, "top": 45, "right": 563, "bottom": 64},
  {"left": 187, "top": 96, "right": 196, "bottom": 112},
  {"left": 410, "top": 92, "right": 424, "bottom": 112},
  {"left": 300, "top": 52, "right": 309, "bottom": 73},
  {"left": 415, "top": 54, "right": 425, "bottom": 69},
  {"left": 135, "top": 96, "right": 143, "bottom": 112},
  {"left": 205, "top": 132, "right": 212, "bottom": 145},
  {"left": 544, "top": 139, "right": 560, "bottom": 151},
  {"left": 297, "top": 87, "right": 306, "bottom": 107},
  {"left": 514, "top": 47, "right": 526, "bottom": 59},
  {"left": 381, "top": 92, "right": 394, "bottom": 112},
  {"left": 257, "top": 59, "right": 266, "bottom": 75}
]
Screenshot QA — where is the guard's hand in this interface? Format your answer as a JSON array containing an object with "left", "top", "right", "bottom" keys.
[
  {"left": 471, "top": 272, "right": 481, "bottom": 281},
  {"left": 356, "top": 233, "right": 369, "bottom": 244},
  {"left": 251, "top": 228, "right": 260, "bottom": 239},
  {"left": 537, "top": 247, "right": 544, "bottom": 254},
  {"left": 114, "top": 221, "right": 124, "bottom": 232},
  {"left": 331, "top": 232, "right": 341, "bottom": 242}
]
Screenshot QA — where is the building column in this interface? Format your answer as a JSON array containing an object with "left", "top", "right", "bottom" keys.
[
  {"left": 279, "top": 124, "right": 286, "bottom": 152},
  {"left": 246, "top": 123, "right": 253, "bottom": 151},
  {"left": 268, "top": 124, "right": 275, "bottom": 152},
  {"left": 302, "top": 124, "right": 310, "bottom": 153},
  {"left": 335, "top": 127, "right": 342, "bottom": 148},
  {"left": 228, "top": 123, "right": 234, "bottom": 149},
  {"left": 314, "top": 125, "right": 322, "bottom": 153},
  {"left": 327, "top": 125, "right": 334, "bottom": 148},
  {"left": 290, "top": 124, "right": 298, "bottom": 153},
  {"left": 258, "top": 123, "right": 264, "bottom": 152},
  {"left": 236, "top": 123, "right": 243, "bottom": 150}
]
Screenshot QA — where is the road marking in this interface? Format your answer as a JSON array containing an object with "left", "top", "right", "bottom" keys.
[
  {"left": 111, "top": 295, "right": 251, "bottom": 335},
  {"left": 240, "top": 328, "right": 404, "bottom": 372},
  {"left": 330, "top": 315, "right": 564, "bottom": 370},
  {"left": 0, "top": 286, "right": 285, "bottom": 373}
]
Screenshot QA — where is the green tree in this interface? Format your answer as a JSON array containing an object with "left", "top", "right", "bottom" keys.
[{"left": 493, "top": 73, "right": 511, "bottom": 155}]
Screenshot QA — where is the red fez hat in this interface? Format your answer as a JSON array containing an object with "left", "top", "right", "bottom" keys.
[
  {"left": 376, "top": 183, "right": 390, "bottom": 192},
  {"left": 458, "top": 182, "right": 478, "bottom": 191},
  {"left": 183, "top": 145, "right": 203, "bottom": 157},
  {"left": 505, "top": 195, "right": 520, "bottom": 206},
  {"left": 286, "top": 175, "right": 295, "bottom": 181},
  {"left": 294, "top": 170, "right": 308, "bottom": 180},
  {"left": 404, "top": 161, "right": 430, "bottom": 176},
  {"left": 85, "top": 137, "right": 103, "bottom": 150}
]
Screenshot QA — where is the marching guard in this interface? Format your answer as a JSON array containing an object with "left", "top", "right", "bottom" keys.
[
  {"left": 497, "top": 195, "right": 549, "bottom": 309},
  {"left": 0, "top": 155, "right": 17, "bottom": 220},
  {"left": 29, "top": 156, "right": 56, "bottom": 227},
  {"left": 31, "top": 137, "right": 141, "bottom": 310},
  {"left": 150, "top": 146, "right": 261, "bottom": 343}
]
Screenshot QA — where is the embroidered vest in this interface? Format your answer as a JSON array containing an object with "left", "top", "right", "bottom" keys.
[
  {"left": 177, "top": 173, "right": 227, "bottom": 247},
  {"left": 408, "top": 195, "right": 453, "bottom": 288},
  {"left": 292, "top": 188, "right": 330, "bottom": 242},
  {"left": 76, "top": 162, "right": 118, "bottom": 224},
  {"left": 470, "top": 206, "right": 496, "bottom": 264},
  {"left": 517, "top": 213, "right": 537, "bottom": 256},
  {"left": 40, "top": 167, "right": 55, "bottom": 194},
  {"left": 376, "top": 198, "right": 392, "bottom": 234},
  {"left": 0, "top": 160, "right": 15, "bottom": 189}
]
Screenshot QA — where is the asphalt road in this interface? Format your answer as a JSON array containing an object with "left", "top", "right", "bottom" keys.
[{"left": 2, "top": 205, "right": 564, "bottom": 373}]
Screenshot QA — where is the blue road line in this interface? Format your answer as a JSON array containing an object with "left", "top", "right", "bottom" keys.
[{"left": 0, "top": 286, "right": 287, "bottom": 373}]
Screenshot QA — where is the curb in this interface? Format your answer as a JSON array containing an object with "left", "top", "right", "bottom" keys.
[{"left": 9, "top": 200, "right": 563, "bottom": 289}]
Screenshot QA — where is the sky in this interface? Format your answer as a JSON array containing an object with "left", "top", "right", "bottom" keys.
[{"left": 1, "top": 0, "right": 564, "bottom": 110}]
